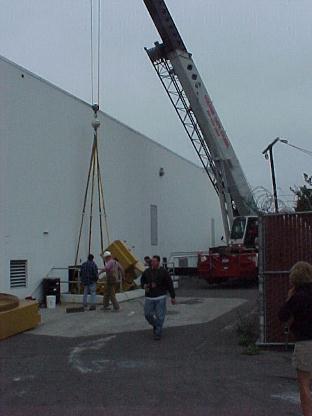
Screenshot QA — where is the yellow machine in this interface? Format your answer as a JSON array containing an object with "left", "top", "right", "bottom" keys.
[
  {"left": 98, "top": 240, "right": 145, "bottom": 293},
  {"left": 0, "top": 293, "right": 40, "bottom": 340},
  {"left": 105, "top": 240, "right": 144, "bottom": 273}
]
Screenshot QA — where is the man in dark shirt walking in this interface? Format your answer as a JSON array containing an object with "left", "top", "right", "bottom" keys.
[
  {"left": 80, "top": 254, "right": 99, "bottom": 311},
  {"left": 141, "top": 255, "right": 176, "bottom": 340}
]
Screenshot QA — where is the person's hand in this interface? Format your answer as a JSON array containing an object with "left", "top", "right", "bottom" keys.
[
  {"left": 287, "top": 286, "right": 296, "bottom": 301},
  {"left": 171, "top": 298, "right": 176, "bottom": 305}
]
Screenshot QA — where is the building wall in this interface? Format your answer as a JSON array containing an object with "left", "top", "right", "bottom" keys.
[{"left": 0, "top": 56, "right": 223, "bottom": 297}]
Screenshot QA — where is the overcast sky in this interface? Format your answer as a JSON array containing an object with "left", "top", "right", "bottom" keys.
[{"left": 1, "top": 0, "right": 312, "bottom": 208}]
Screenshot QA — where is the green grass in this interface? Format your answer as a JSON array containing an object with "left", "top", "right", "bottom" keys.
[{"left": 236, "top": 311, "right": 260, "bottom": 355}]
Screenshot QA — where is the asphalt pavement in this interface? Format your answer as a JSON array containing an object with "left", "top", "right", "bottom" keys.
[{"left": 0, "top": 277, "right": 300, "bottom": 416}]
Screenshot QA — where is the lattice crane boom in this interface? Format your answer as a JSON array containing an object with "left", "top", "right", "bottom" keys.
[{"left": 143, "top": 0, "right": 258, "bottom": 242}]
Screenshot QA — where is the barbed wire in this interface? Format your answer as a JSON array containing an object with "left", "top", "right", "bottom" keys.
[{"left": 248, "top": 186, "right": 294, "bottom": 214}]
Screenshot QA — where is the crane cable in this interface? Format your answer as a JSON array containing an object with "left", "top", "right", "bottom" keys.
[
  {"left": 90, "top": 0, "right": 110, "bottom": 247},
  {"left": 97, "top": 0, "right": 101, "bottom": 105},
  {"left": 90, "top": 0, "right": 101, "bottom": 106},
  {"left": 90, "top": 0, "right": 94, "bottom": 105},
  {"left": 75, "top": 0, "right": 109, "bottom": 264}
]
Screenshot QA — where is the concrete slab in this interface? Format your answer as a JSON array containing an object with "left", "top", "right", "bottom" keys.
[{"left": 28, "top": 296, "right": 246, "bottom": 338}]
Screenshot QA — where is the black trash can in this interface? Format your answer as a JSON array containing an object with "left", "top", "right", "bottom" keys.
[{"left": 43, "top": 278, "right": 61, "bottom": 305}]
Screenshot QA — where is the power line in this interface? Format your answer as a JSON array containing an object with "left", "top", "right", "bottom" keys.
[{"left": 283, "top": 142, "right": 312, "bottom": 158}]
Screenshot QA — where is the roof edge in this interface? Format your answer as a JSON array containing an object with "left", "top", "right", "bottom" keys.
[{"left": 0, "top": 53, "right": 203, "bottom": 171}]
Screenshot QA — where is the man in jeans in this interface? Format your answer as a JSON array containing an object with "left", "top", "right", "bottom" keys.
[
  {"left": 80, "top": 254, "right": 99, "bottom": 311},
  {"left": 141, "top": 255, "right": 176, "bottom": 340},
  {"left": 100, "top": 251, "right": 124, "bottom": 311}
]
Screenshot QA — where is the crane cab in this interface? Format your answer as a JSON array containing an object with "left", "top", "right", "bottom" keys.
[{"left": 230, "top": 216, "right": 258, "bottom": 249}]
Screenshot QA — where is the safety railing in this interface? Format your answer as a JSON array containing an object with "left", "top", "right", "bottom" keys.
[{"left": 45, "top": 266, "right": 125, "bottom": 295}]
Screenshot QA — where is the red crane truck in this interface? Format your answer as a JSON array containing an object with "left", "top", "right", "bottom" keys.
[{"left": 143, "top": 0, "right": 259, "bottom": 283}]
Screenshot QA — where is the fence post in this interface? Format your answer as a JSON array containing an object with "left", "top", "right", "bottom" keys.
[{"left": 258, "top": 215, "right": 266, "bottom": 344}]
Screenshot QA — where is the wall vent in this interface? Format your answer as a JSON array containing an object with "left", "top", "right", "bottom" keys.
[{"left": 10, "top": 260, "right": 27, "bottom": 288}]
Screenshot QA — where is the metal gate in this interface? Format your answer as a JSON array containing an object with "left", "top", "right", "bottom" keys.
[{"left": 258, "top": 212, "right": 312, "bottom": 344}]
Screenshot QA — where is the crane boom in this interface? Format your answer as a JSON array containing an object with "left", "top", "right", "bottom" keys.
[{"left": 143, "top": 0, "right": 258, "bottom": 241}]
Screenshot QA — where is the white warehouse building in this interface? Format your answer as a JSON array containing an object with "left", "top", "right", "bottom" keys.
[{"left": 0, "top": 55, "right": 223, "bottom": 298}]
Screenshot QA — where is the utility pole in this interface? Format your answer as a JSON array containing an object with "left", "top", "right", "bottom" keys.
[{"left": 262, "top": 138, "right": 280, "bottom": 213}]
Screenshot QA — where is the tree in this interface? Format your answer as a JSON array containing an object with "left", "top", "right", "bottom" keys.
[{"left": 291, "top": 173, "right": 312, "bottom": 212}]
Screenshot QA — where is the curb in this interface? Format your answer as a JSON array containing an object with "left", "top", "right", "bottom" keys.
[{"left": 61, "top": 289, "right": 145, "bottom": 305}]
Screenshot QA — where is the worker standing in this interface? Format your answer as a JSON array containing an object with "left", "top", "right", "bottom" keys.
[
  {"left": 144, "top": 256, "right": 152, "bottom": 268},
  {"left": 141, "top": 255, "right": 176, "bottom": 340},
  {"left": 80, "top": 254, "right": 99, "bottom": 311},
  {"left": 100, "top": 251, "right": 124, "bottom": 311}
]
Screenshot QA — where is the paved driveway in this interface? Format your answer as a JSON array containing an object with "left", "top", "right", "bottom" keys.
[{"left": 0, "top": 278, "right": 300, "bottom": 416}]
